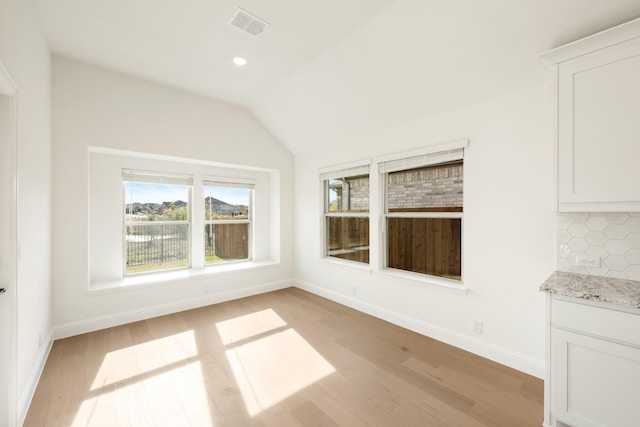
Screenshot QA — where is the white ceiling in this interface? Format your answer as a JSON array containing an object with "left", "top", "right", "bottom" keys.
[{"left": 36, "top": 0, "right": 640, "bottom": 154}]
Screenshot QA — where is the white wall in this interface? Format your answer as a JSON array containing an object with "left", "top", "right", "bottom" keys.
[
  {"left": 0, "top": 93, "right": 10, "bottom": 426},
  {"left": 52, "top": 57, "right": 294, "bottom": 335},
  {"left": 294, "top": 84, "right": 556, "bottom": 377},
  {"left": 0, "top": 0, "right": 52, "bottom": 423}
]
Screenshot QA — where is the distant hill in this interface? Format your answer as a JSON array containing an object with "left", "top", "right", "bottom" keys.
[
  {"left": 205, "top": 196, "right": 248, "bottom": 217},
  {"left": 125, "top": 198, "right": 248, "bottom": 217},
  {"left": 204, "top": 196, "right": 232, "bottom": 208},
  {"left": 126, "top": 200, "right": 187, "bottom": 215}
]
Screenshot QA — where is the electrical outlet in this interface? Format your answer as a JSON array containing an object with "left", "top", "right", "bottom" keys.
[
  {"left": 351, "top": 285, "right": 357, "bottom": 296},
  {"left": 576, "top": 255, "right": 600, "bottom": 268},
  {"left": 472, "top": 320, "right": 483, "bottom": 334}
]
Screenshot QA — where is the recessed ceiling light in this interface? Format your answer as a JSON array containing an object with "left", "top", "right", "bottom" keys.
[{"left": 232, "top": 56, "right": 247, "bottom": 66}]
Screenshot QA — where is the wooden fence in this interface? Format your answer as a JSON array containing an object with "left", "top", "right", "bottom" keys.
[
  {"left": 387, "top": 217, "right": 461, "bottom": 280},
  {"left": 327, "top": 217, "right": 370, "bottom": 263},
  {"left": 326, "top": 216, "right": 461, "bottom": 277},
  {"left": 206, "top": 223, "right": 249, "bottom": 260}
]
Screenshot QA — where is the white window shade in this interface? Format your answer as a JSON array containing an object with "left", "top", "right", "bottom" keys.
[
  {"left": 203, "top": 179, "right": 255, "bottom": 189},
  {"left": 122, "top": 169, "right": 193, "bottom": 186},
  {"left": 377, "top": 139, "right": 467, "bottom": 174},
  {"left": 319, "top": 159, "right": 370, "bottom": 181}
]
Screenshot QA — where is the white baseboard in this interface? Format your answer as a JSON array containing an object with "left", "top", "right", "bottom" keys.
[
  {"left": 18, "top": 330, "right": 53, "bottom": 426},
  {"left": 53, "top": 279, "right": 293, "bottom": 340},
  {"left": 294, "top": 278, "right": 544, "bottom": 379}
]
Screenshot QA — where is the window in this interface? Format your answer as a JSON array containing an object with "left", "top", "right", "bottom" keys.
[
  {"left": 89, "top": 151, "right": 275, "bottom": 289},
  {"left": 123, "top": 170, "right": 192, "bottom": 275},
  {"left": 321, "top": 162, "right": 370, "bottom": 264},
  {"left": 204, "top": 180, "right": 253, "bottom": 264},
  {"left": 380, "top": 146, "right": 464, "bottom": 281}
]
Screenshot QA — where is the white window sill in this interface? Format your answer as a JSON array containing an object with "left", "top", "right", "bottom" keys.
[
  {"left": 321, "top": 256, "right": 372, "bottom": 272},
  {"left": 88, "top": 260, "right": 280, "bottom": 296},
  {"left": 318, "top": 259, "right": 466, "bottom": 295},
  {"left": 376, "top": 268, "right": 468, "bottom": 296}
]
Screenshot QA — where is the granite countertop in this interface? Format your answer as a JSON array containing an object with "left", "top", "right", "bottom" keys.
[{"left": 540, "top": 271, "right": 640, "bottom": 309}]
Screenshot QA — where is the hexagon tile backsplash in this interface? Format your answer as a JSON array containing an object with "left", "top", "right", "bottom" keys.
[{"left": 557, "top": 212, "right": 640, "bottom": 280}]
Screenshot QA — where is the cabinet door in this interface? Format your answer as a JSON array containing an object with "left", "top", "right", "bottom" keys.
[
  {"left": 551, "top": 328, "right": 640, "bottom": 427},
  {"left": 558, "top": 38, "right": 640, "bottom": 211}
]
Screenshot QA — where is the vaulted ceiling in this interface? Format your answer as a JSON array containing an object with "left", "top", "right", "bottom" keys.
[{"left": 36, "top": 0, "right": 640, "bottom": 154}]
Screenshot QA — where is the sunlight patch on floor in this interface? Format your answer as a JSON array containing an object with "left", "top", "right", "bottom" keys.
[
  {"left": 90, "top": 329, "right": 199, "bottom": 390},
  {"left": 76, "top": 330, "right": 213, "bottom": 426},
  {"left": 219, "top": 311, "right": 335, "bottom": 416},
  {"left": 71, "top": 388, "right": 117, "bottom": 427},
  {"left": 216, "top": 308, "right": 288, "bottom": 345}
]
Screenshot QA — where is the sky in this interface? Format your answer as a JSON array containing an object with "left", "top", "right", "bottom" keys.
[
  {"left": 204, "top": 186, "right": 250, "bottom": 206},
  {"left": 126, "top": 183, "right": 250, "bottom": 206},
  {"left": 328, "top": 179, "right": 340, "bottom": 203}
]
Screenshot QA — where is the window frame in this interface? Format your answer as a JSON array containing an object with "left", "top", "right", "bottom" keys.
[
  {"left": 122, "top": 169, "right": 193, "bottom": 276},
  {"left": 378, "top": 139, "right": 467, "bottom": 285},
  {"left": 320, "top": 160, "right": 371, "bottom": 265},
  {"left": 203, "top": 178, "right": 255, "bottom": 265}
]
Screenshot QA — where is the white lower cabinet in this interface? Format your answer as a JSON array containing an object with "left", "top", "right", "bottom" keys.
[{"left": 546, "top": 296, "right": 640, "bottom": 427}]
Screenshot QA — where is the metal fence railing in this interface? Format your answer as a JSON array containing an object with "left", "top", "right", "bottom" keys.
[{"left": 125, "top": 223, "right": 189, "bottom": 274}]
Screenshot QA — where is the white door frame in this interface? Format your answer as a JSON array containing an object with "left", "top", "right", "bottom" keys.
[{"left": 0, "top": 60, "right": 19, "bottom": 427}]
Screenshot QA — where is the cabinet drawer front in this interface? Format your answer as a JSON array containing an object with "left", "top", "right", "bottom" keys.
[{"left": 551, "top": 298, "right": 640, "bottom": 346}]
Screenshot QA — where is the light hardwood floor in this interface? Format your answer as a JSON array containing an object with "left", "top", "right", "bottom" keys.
[{"left": 24, "top": 288, "right": 543, "bottom": 426}]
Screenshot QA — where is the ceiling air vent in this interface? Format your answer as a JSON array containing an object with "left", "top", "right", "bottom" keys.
[{"left": 229, "top": 8, "right": 269, "bottom": 37}]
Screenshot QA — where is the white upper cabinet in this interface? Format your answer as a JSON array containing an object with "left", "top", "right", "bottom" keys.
[{"left": 543, "top": 18, "right": 640, "bottom": 212}]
